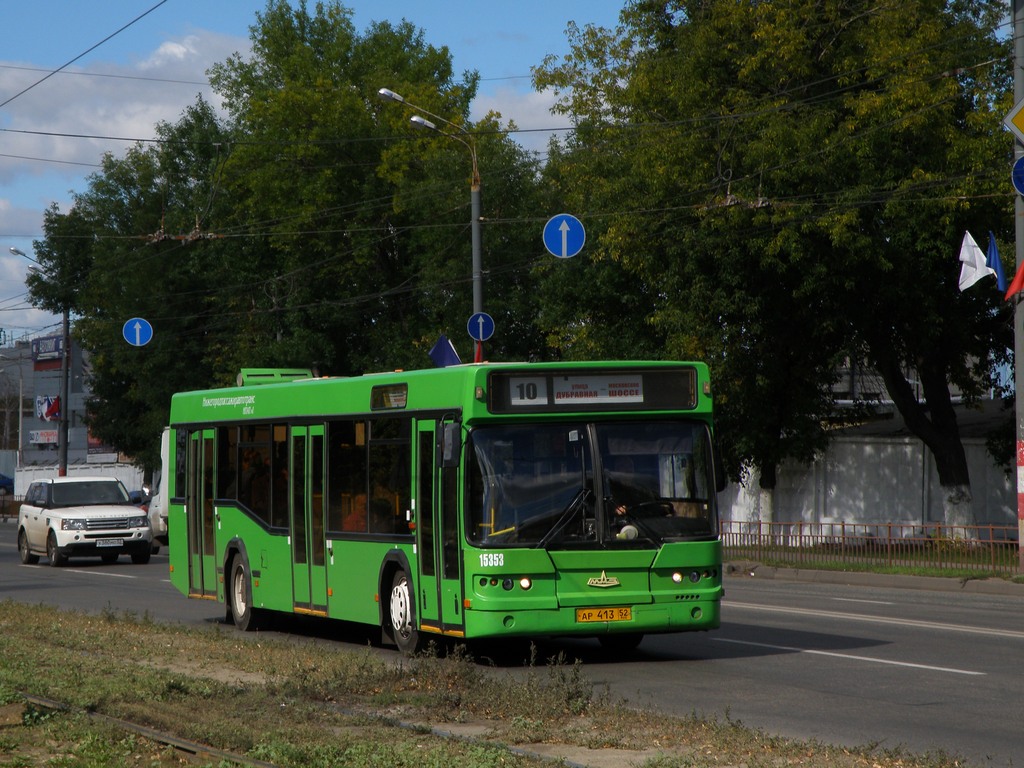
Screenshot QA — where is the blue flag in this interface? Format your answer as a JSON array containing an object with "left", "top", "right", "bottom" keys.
[
  {"left": 987, "top": 232, "right": 1007, "bottom": 292},
  {"left": 428, "top": 335, "right": 462, "bottom": 368}
]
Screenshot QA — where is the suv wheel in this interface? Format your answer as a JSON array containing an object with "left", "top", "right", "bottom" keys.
[
  {"left": 46, "top": 531, "right": 67, "bottom": 567},
  {"left": 18, "top": 530, "right": 39, "bottom": 565}
]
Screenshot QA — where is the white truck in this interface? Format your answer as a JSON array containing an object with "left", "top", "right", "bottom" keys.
[{"left": 147, "top": 427, "right": 170, "bottom": 551}]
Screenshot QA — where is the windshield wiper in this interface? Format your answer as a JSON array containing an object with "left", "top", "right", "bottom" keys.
[{"left": 536, "top": 488, "right": 591, "bottom": 549}]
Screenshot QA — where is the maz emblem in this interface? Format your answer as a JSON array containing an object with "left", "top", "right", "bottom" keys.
[{"left": 587, "top": 571, "right": 620, "bottom": 588}]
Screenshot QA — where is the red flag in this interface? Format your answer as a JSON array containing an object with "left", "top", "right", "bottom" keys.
[
  {"left": 1005, "top": 260, "right": 1024, "bottom": 301},
  {"left": 44, "top": 396, "right": 60, "bottom": 421}
]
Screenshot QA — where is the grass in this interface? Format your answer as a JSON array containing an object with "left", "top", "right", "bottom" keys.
[
  {"left": 725, "top": 542, "right": 1021, "bottom": 581},
  {"left": 0, "top": 599, "right": 978, "bottom": 768}
]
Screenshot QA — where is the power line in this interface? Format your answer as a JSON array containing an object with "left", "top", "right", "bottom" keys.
[
  {"left": 0, "top": 0, "right": 170, "bottom": 110},
  {"left": 0, "top": 62, "right": 206, "bottom": 88}
]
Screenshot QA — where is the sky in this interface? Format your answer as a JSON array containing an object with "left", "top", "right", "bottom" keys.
[{"left": 0, "top": 0, "right": 623, "bottom": 341}]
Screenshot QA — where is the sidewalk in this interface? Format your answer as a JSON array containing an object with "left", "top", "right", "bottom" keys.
[{"left": 725, "top": 560, "right": 1024, "bottom": 597}]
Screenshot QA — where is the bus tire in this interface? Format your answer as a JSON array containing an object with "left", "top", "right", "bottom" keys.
[
  {"left": 388, "top": 569, "right": 422, "bottom": 655},
  {"left": 18, "top": 529, "right": 39, "bottom": 565},
  {"left": 229, "top": 554, "right": 263, "bottom": 632},
  {"left": 598, "top": 633, "right": 644, "bottom": 654}
]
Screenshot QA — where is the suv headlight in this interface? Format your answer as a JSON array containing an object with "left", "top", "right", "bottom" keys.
[
  {"left": 128, "top": 515, "right": 150, "bottom": 529},
  {"left": 61, "top": 518, "right": 87, "bottom": 531}
]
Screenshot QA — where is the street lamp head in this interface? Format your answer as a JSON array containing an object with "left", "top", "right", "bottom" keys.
[
  {"left": 410, "top": 115, "right": 437, "bottom": 131},
  {"left": 377, "top": 87, "right": 405, "bottom": 104},
  {"left": 9, "top": 247, "right": 26, "bottom": 257}
]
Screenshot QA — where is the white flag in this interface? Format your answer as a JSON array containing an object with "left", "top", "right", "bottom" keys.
[{"left": 958, "top": 230, "right": 995, "bottom": 291}]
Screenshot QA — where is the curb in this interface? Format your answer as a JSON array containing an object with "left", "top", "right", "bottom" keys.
[{"left": 724, "top": 561, "right": 1024, "bottom": 597}]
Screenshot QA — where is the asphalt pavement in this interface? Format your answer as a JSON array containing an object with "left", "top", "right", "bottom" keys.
[{"left": 726, "top": 559, "right": 1024, "bottom": 596}]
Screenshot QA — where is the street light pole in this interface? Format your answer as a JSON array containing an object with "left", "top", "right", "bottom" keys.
[{"left": 378, "top": 88, "right": 485, "bottom": 360}]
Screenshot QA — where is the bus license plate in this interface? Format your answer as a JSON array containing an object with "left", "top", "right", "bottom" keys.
[
  {"left": 96, "top": 539, "right": 123, "bottom": 548},
  {"left": 576, "top": 607, "right": 632, "bottom": 623}
]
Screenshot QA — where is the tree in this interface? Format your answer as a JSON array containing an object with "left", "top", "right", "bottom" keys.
[
  {"left": 534, "top": 0, "right": 1013, "bottom": 525},
  {"left": 29, "top": 0, "right": 548, "bottom": 467},
  {"left": 43, "top": 98, "right": 236, "bottom": 472},
  {"left": 208, "top": 0, "right": 546, "bottom": 371}
]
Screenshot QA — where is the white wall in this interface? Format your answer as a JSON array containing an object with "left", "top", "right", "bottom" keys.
[
  {"left": 14, "top": 463, "right": 145, "bottom": 496},
  {"left": 719, "top": 436, "right": 1014, "bottom": 527}
]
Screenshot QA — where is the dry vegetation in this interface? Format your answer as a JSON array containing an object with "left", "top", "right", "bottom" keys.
[{"left": 0, "top": 600, "right": 973, "bottom": 768}]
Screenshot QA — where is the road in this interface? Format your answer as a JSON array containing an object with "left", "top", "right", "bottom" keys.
[{"left": 1, "top": 519, "right": 1021, "bottom": 766}]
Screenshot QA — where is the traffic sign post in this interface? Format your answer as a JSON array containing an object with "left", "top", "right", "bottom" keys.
[
  {"left": 1013, "top": 156, "right": 1024, "bottom": 197},
  {"left": 1005, "top": 96, "right": 1024, "bottom": 145},
  {"left": 467, "top": 311, "right": 494, "bottom": 364},
  {"left": 543, "top": 213, "right": 586, "bottom": 259},
  {"left": 122, "top": 317, "right": 154, "bottom": 347},
  {"left": 467, "top": 312, "right": 494, "bottom": 342}
]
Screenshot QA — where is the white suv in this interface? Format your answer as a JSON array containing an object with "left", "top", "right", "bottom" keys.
[{"left": 17, "top": 476, "right": 153, "bottom": 566}]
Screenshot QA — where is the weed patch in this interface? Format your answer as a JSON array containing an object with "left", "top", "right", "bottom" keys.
[{"left": 0, "top": 599, "right": 978, "bottom": 768}]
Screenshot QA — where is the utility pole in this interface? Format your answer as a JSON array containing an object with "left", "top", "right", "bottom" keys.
[
  {"left": 58, "top": 307, "right": 69, "bottom": 476},
  {"left": 1014, "top": 0, "right": 1024, "bottom": 570}
]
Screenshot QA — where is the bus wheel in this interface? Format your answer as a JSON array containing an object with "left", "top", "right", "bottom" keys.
[
  {"left": 18, "top": 530, "right": 39, "bottom": 565},
  {"left": 598, "top": 633, "right": 644, "bottom": 654},
  {"left": 389, "top": 570, "right": 422, "bottom": 655},
  {"left": 229, "top": 555, "right": 262, "bottom": 632}
]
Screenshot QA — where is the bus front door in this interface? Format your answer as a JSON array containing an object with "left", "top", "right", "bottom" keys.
[
  {"left": 290, "top": 425, "right": 328, "bottom": 615},
  {"left": 186, "top": 429, "right": 217, "bottom": 598},
  {"left": 414, "top": 419, "right": 464, "bottom": 638},
  {"left": 415, "top": 421, "right": 439, "bottom": 629}
]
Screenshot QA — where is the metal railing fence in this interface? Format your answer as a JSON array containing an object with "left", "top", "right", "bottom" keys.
[
  {"left": 0, "top": 494, "right": 20, "bottom": 521},
  {"left": 721, "top": 520, "right": 1021, "bottom": 577}
]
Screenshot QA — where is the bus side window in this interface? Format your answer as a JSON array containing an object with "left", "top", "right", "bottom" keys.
[
  {"left": 328, "top": 419, "right": 369, "bottom": 533},
  {"left": 368, "top": 418, "right": 411, "bottom": 535}
]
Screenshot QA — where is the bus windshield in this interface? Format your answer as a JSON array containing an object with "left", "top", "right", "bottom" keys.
[{"left": 467, "top": 421, "right": 718, "bottom": 548}]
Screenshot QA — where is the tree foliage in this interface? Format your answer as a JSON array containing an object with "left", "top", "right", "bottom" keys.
[
  {"left": 27, "top": 0, "right": 1014, "bottom": 523},
  {"left": 533, "top": 0, "right": 1013, "bottom": 518},
  {"left": 29, "top": 0, "right": 546, "bottom": 470}
]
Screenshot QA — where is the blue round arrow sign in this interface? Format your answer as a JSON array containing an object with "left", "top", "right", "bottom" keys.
[
  {"left": 543, "top": 213, "right": 585, "bottom": 258},
  {"left": 467, "top": 312, "right": 495, "bottom": 342},
  {"left": 1013, "top": 156, "right": 1024, "bottom": 197},
  {"left": 123, "top": 317, "right": 154, "bottom": 347}
]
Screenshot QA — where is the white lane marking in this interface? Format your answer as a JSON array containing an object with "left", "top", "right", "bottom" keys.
[
  {"left": 714, "top": 637, "right": 985, "bottom": 676},
  {"left": 727, "top": 601, "right": 1024, "bottom": 640},
  {"left": 832, "top": 597, "right": 893, "bottom": 605},
  {"left": 62, "top": 568, "right": 136, "bottom": 579}
]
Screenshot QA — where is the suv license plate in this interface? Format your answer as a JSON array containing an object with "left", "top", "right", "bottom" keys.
[
  {"left": 576, "top": 607, "right": 632, "bottom": 623},
  {"left": 96, "top": 539, "right": 123, "bottom": 548}
]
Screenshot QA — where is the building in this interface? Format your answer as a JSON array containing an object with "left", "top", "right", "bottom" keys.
[{"left": 0, "top": 336, "right": 119, "bottom": 477}]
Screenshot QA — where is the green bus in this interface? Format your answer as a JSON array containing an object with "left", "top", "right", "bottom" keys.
[{"left": 167, "top": 361, "right": 724, "bottom": 653}]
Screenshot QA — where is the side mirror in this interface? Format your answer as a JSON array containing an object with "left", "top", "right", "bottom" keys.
[{"left": 440, "top": 422, "right": 461, "bottom": 467}]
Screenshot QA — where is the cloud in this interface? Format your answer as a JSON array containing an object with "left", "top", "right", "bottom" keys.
[
  {"left": 473, "top": 85, "right": 572, "bottom": 157},
  {"left": 0, "top": 29, "right": 247, "bottom": 338}
]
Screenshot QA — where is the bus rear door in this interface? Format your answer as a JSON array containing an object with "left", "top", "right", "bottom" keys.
[
  {"left": 290, "top": 425, "right": 328, "bottom": 615},
  {"left": 186, "top": 429, "right": 217, "bottom": 598}
]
